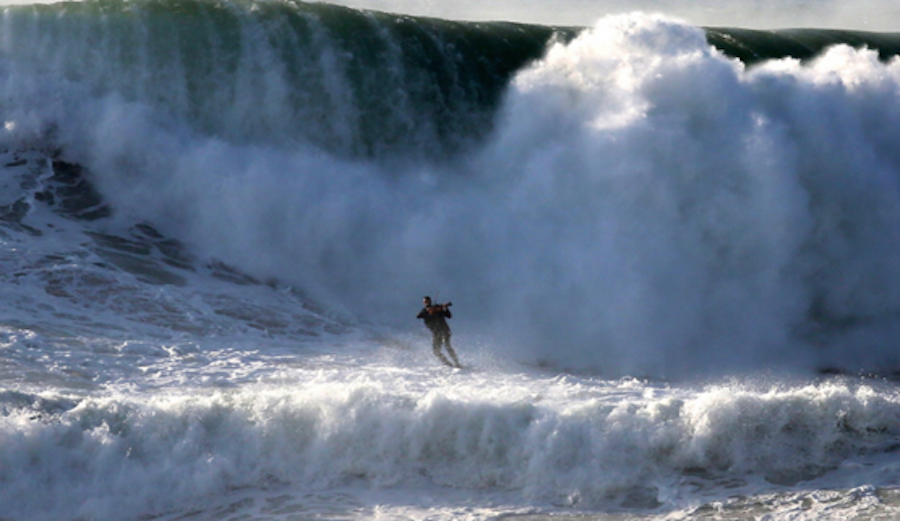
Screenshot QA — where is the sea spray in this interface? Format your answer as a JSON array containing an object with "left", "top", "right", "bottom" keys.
[
  {"left": 473, "top": 17, "right": 900, "bottom": 375},
  {"left": 475, "top": 15, "right": 815, "bottom": 375}
]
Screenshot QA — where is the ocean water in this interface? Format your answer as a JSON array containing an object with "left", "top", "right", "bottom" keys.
[{"left": 3, "top": 1, "right": 900, "bottom": 519}]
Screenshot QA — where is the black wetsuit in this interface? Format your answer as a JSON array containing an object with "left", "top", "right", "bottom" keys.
[{"left": 417, "top": 306, "right": 460, "bottom": 367}]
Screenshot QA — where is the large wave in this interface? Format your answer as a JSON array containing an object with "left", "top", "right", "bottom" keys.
[{"left": 2, "top": 1, "right": 900, "bottom": 377}]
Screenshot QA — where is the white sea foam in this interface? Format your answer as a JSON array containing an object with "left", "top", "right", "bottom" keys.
[{"left": 5, "top": 366, "right": 900, "bottom": 520}]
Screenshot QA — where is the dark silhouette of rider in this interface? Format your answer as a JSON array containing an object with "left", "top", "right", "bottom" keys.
[{"left": 417, "top": 296, "right": 461, "bottom": 368}]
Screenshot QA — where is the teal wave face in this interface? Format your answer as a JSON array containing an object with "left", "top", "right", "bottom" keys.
[{"left": 0, "top": 0, "right": 564, "bottom": 159}]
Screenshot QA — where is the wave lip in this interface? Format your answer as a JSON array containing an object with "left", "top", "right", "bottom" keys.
[{"left": 707, "top": 27, "right": 900, "bottom": 64}]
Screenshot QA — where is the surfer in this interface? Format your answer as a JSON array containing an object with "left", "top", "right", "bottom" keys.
[{"left": 417, "top": 296, "right": 461, "bottom": 368}]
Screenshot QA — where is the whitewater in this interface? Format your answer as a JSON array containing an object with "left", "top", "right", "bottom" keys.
[{"left": 4, "top": 1, "right": 900, "bottom": 519}]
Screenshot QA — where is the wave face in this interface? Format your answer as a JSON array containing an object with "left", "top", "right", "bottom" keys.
[
  {"left": 0, "top": 0, "right": 560, "bottom": 159},
  {"left": 2, "top": 1, "right": 900, "bottom": 379}
]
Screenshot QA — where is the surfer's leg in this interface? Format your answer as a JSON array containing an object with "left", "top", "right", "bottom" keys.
[
  {"left": 444, "top": 334, "right": 461, "bottom": 368},
  {"left": 432, "top": 335, "right": 453, "bottom": 367}
]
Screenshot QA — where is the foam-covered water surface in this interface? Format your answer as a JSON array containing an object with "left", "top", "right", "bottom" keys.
[{"left": 8, "top": 358, "right": 900, "bottom": 519}]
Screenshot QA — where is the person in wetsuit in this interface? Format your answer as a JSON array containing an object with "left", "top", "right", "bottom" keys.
[{"left": 417, "top": 296, "right": 461, "bottom": 368}]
